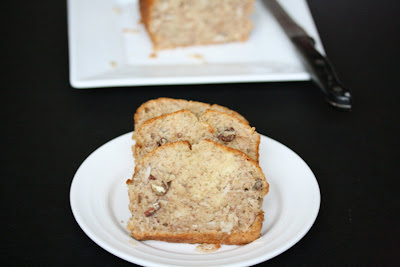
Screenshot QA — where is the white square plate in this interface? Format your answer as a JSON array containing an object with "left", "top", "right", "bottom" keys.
[{"left": 67, "top": 0, "right": 325, "bottom": 88}]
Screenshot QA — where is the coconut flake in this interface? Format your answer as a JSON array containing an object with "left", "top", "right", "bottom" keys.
[
  {"left": 223, "top": 184, "right": 231, "bottom": 195},
  {"left": 220, "top": 222, "right": 233, "bottom": 233},
  {"left": 144, "top": 166, "right": 151, "bottom": 182}
]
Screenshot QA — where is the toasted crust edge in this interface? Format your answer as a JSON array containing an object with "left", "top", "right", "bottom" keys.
[
  {"left": 139, "top": 0, "right": 158, "bottom": 48},
  {"left": 133, "top": 97, "right": 249, "bottom": 131},
  {"left": 129, "top": 212, "right": 264, "bottom": 245}
]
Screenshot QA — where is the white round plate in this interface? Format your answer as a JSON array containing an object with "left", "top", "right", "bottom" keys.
[{"left": 70, "top": 132, "right": 320, "bottom": 266}]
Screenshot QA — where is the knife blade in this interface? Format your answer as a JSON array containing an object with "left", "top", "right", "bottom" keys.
[{"left": 264, "top": 0, "right": 352, "bottom": 110}]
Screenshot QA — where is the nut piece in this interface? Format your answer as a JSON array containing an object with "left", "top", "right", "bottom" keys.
[
  {"left": 144, "top": 202, "right": 161, "bottom": 217},
  {"left": 144, "top": 208, "right": 156, "bottom": 217},
  {"left": 151, "top": 181, "right": 169, "bottom": 196},
  {"left": 149, "top": 174, "right": 157, "bottom": 180},
  {"left": 252, "top": 179, "right": 262, "bottom": 190},
  {"left": 217, "top": 127, "right": 236, "bottom": 142},
  {"left": 176, "top": 133, "right": 182, "bottom": 138},
  {"left": 157, "top": 138, "right": 167, "bottom": 146}
]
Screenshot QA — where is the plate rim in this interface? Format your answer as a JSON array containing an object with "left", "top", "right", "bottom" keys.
[{"left": 70, "top": 132, "right": 321, "bottom": 266}]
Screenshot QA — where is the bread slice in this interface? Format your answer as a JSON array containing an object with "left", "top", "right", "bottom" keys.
[
  {"left": 126, "top": 140, "right": 268, "bottom": 245},
  {"left": 134, "top": 98, "right": 249, "bottom": 131},
  {"left": 133, "top": 109, "right": 260, "bottom": 162},
  {"left": 139, "top": 0, "right": 256, "bottom": 50}
]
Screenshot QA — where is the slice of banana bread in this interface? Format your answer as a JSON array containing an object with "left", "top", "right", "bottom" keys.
[
  {"left": 126, "top": 140, "right": 268, "bottom": 245},
  {"left": 139, "top": 0, "right": 256, "bottom": 50},
  {"left": 134, "top": 98, "right": 249, "bottom": 131},
  {"left": 133, "top": 109, "right": 259, "bottom": 162}
]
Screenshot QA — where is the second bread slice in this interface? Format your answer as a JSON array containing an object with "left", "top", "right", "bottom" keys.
[
  {"left": 134, "top": 97, "right": 249, "bottom": 130},
  {"left": 133, "top": 109, "right": 260, "bottom": 162}
]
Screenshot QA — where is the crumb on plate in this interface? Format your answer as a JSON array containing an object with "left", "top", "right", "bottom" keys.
[
  {"left": 196, "top": 243, "right": 221, "bottom": 253},
  {"left": 110, "top": 61, "right": 117, "bottom": 68},
  {"left": 112, "top": 6, "right": 122, "bottom": 15},
  {"left": 187, "top": 53, "right": 207, "bottom": 63},
  {"left": 122, "top": 28, "right": 140, "bottom": 34}
]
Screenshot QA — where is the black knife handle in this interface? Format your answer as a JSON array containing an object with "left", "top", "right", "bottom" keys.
[{"left": 292, "top": 36, "right": 352, "bottom": 110}]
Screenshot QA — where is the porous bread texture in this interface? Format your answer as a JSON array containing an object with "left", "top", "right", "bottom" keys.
[
  {"left": 133, "top": 109, "right": 260, "bottom": 162},
  {"left": 133, "top": 97, "right": 249, "bottom": 131},
  {"left": 127, "top": 140, "right": 268, "bottom": 245},
  {"left": 200, "top": 109, "right": 260, "bottom": 161},
  {"left": 139, "top": 0, "right": 255, "bottom": 50}
]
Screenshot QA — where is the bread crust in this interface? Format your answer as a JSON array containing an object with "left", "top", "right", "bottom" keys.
[
  {"left": 129, "top": 211, "right": 264, "bottom": 245},
  {"left": 139, "top": 0, "right": 158, "bottom": 46},
  {"left": 133, "top": 97, "right": 249, "bottom": 130}
]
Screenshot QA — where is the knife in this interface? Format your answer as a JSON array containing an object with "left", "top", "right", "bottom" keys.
[{"left": 264, "top": 0, "right": 352, "bottom": 110}]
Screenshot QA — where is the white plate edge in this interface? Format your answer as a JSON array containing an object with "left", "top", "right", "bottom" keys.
[{"left": 69, "top": 132, "right": 321, "bottom": 266}]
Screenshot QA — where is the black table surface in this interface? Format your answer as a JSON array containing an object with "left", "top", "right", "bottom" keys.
[{"left": 2, "top": 0, "right": 399, "bottom": 265}]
